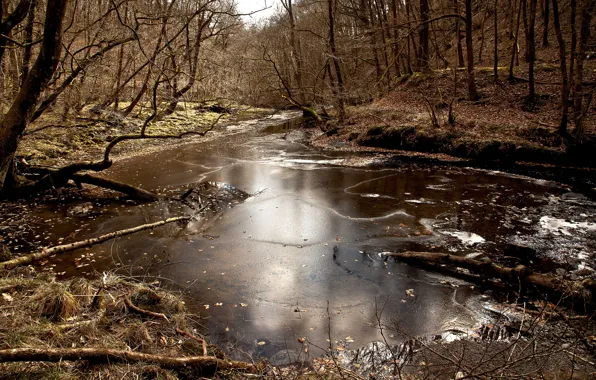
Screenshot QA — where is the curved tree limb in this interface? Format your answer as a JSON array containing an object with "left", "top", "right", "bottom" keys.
[{"left": 0, "top": 216, "right": 190, "bottom": 270}]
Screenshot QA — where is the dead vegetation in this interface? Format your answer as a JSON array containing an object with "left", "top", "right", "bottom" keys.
[
  {"left": 0, "top": 269, "right": 264, "bottom": 379},
  {"left": 313, "top": 65, "right": 596, "bottom": 167}
]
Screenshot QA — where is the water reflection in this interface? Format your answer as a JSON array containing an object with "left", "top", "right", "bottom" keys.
[{"left": 40, "top": 126, "right": 563, "bottom": 360}]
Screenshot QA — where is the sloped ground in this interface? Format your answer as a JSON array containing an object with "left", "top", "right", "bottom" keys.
[{"left": 312, "top": 62, "right": 596, "bottom": 168}]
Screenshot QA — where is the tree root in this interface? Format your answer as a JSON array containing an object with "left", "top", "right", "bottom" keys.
[
  {"left": 176, "top": 328, "right": 208, "bottom": 356},
  {"left": 0, "top": 348, "right": 262, "bottom": 372},
  {"left": 383, "top": 251, "right": 595, "bottom": 312},
  {"left": 124, "top": 294, "right": 169, "bottom": 321},
  {"left": 0, "top": 216, "right": 190, "bottom": 270}
]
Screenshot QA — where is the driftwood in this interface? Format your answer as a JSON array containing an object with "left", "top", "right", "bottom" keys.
[
  {"left": 0, "top": 348, "right": 260, "bottom": 372},
  {"left": 72, "top": 174, "right": 160, "bottom": 201},
  {"left": 0, "top": 216, "right": 190, "bottom": 270},
  {"left": 124, "top": 294, "right": 169, "bottom": 321},
  {"left": 384, "top": 251, "right": 595, "bottom": 311}
]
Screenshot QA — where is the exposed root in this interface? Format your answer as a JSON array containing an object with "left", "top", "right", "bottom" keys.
[{"left": 124, "top": 294, "right": 169, "bottom": 321}]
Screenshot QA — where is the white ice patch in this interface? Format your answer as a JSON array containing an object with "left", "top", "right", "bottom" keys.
[
  {"left": 361, "top": 193, "right": 381, "bottom": 198},
  {"left": 443, "top": 231, "right": 486, "bottom": 246},
  {"left": 539, "top": 216, "right": 596, "bottom": 236},
  {"left": 405, "top": 198, "right": 435, "bottom": 204}
]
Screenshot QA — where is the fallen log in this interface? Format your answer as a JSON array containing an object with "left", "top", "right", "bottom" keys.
[
  {"left": 0, "top": 348, "right": 260, "bottom": 372},
  {"left": 72, "top": 173, "right": 160, "bottom": 201},
  {"left": 0, "top": 216, "right": 190, "bottom": 270},
  {"left": 383, "top": 251, "right": 595, "bottom": 312}
]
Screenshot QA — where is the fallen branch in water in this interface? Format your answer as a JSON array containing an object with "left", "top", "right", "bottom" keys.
[
  {"left": 0, "top": 216, "right": 191, "bottom": 270},
  {"left": 0, "top": 348, "right": 261, "bottom": 372},
  {"left": 124, "top": 294, "right": 169, "bottom": 321},
  {"left": 383, "top": 251, "right": 596, "bottom": 312}
]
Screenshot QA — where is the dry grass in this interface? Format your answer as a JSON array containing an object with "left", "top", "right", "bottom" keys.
[{"left": 0, "top": 270, "right": 251, "bottom": 379}]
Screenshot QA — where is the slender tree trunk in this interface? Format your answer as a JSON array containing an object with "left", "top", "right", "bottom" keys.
[
  {"left": 328, "top": 0, "right": 345, "bottom": 119},
  {"left": 418, "top": 0, "right": 431, "bottom": 72},
  {"left": 569, "top": 0, "right": 577, "bottom": 104},
  {"left": 390, "top": 0, "right": 401, "bottom": 78},
  {"left": 522, "top": 0, "right": 530, "bottom": 62},
  {"left": 542, "top": 0, "right": 550, "bottom": 46},
  {"left": 0, "top": 0, "right": 69, "bottom": 193},
  {"left": 551, "top": 0, "right": 569, "bottom": 135},
  {"left": 284, "top": 0, "right": 305, "bottom": 103},
  {"left": 528, "top": 0, "right": 538, "bottom": 99},
  {"left": 509, "top": 0, "right": 523, "bottom": 79},
  {"left": 573, "top": 0, "right": 596, "bottom": 139},
  {"left": 478, "top": 7, "right": 488, "bottom": 63},
  {"left": 454, "top": 0, "right": 465, "bottom": 68},
  {"left": 465, "top": 0, "right": 479, "bottom": 100},
  {"left": 494, "top": 0, "right": 499, "bottom": 82},
  {"left": 21, "top": 0, "right": 36, "bottom": 84},
  {"left": 508, "top": 0, "right": 516, "bottom": 39}
]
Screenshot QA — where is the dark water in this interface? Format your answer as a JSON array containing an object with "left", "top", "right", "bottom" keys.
[{"left": 29, "top": 114, "right": 590, "bottom": 362}]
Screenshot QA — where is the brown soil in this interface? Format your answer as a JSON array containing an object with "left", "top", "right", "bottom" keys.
[{"left": 311, "top": 62, "right": 596, "bottom": 167}]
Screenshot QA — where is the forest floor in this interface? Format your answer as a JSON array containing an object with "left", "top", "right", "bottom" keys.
[{"left": 311, "top": 62, "right": 596, "bottom": 193}]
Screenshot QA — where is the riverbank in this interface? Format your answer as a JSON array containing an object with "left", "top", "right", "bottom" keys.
[
  {"left": 17, "top": 103, "right": 278, "bottom": 167},
  {"left": 309, "top": 67, "right": 596, "bottom": 196}
]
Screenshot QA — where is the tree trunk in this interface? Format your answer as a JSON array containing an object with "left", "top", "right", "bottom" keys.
[
  {"left": 478, "top": 7, "right": 488, "bottom": 63},
  {"left": 418, "top": 0, "right": 431, "bottom": 72},
  {"left": 494, "top": 0, "right": 499, "bottom": 82},
  {"left": 328, "top": 0, "right": 346, "bottom": 120},
  {"left": 509, "top": 0, "right": 523, "bottom": 79},
  {"left": 454, "top": 0, "right": 465, "bottom": 68},
  {"left": 389, "top": 0, "right": 401, "bottom": 78},
  {"left": 522, "top": 0, "right": 530, "bottom": 62},
  {"left": 542, "top": 0, "right": 550, "bottom": 46},
  {"left": 20, "top": 0, "right": 36, "bottom": 84},
  {"left": 551, "top": 0, "right": 570, "bottom": 135},
  {"left": 528, "top": 0, "right": 538, "bottom": 100},
  {"left": 465, "top": 0, "right": 480, "bottom": 100},
  {"left": 0, "top": 0, "right": 68, "bottom": 194},
  {"left": 284, "top": 0, "right": 305, "bottom": 103},
  {"left": 573, "top": 0, "right": 596, "bottom": 140},
  {"left": 569, "top": 0, "right": 577, "bottom": 102}
]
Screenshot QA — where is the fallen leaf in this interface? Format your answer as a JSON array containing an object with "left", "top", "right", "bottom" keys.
[
  {"left": 257, "top": 341, "right": 266, "bottom": 346},
  {"left": 2, "top": 293, "right": 13, "bottom": 302}
]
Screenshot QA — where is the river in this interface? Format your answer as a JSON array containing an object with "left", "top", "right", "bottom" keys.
[{"left": 26, "top": 113, "right": 596, "bottom": 363}]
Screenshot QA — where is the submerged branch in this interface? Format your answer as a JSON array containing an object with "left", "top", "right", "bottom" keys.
[{"left": 0, "top": 216, "right": 190, "bottom": 270}]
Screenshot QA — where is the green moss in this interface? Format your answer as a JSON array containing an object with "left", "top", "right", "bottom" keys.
[{"left": 365, "top": 125, "right": 386, "bottom": 136}]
